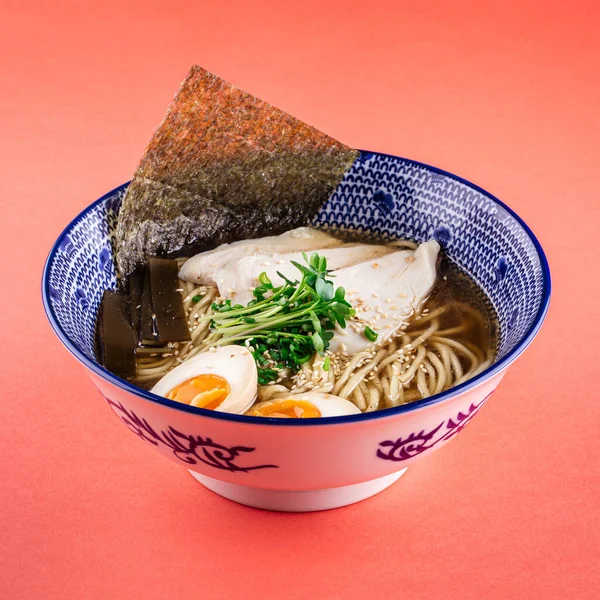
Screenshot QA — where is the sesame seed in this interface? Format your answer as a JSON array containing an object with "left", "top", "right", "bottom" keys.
[
  {"left": 372, "top": 292, "right": 380, "bottom": 298},
  {"left": 209, "top": 347, "right": 216, "bottom": 353}
]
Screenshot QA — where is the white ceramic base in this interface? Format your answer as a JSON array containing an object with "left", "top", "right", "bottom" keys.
[{"left": 188, "top": 469, "right": 408, "bottom": 512}]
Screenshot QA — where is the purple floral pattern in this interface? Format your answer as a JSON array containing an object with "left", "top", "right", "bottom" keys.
[
  {"left": 377, "top": 392, "right": 493, "bottom": 461},
  {"left": 105, "top": 398, "right": 278, "bottom": 472}
]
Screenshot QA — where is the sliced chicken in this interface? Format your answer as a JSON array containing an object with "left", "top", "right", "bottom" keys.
[
  {"left": 215, "top": 244, "right": 395, "bottom": 305},
  {"left": 179, "top": 227, "right": 343, "bottom": 285},
  {"left": 329, "top": 241, "right": 440, "bottom": 354}
]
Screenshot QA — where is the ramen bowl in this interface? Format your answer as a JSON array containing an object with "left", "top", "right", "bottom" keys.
[{"left": 42, "top": 152, "right": 550, "bottom": 512}]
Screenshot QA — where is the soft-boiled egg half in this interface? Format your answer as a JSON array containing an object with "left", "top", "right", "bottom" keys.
[
  {"left": 151, "top": 351, "right": 361, "bottom": 418},
  {"left": 151, "top": 346, "right": 257, "bottom": 414},
  {"left": 247, "top": 392, "right": 362, "bottom": 419}
]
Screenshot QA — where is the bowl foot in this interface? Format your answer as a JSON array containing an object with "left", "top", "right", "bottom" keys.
[{"left": 188, "top": 469, "right": 407, "bottom": 512}]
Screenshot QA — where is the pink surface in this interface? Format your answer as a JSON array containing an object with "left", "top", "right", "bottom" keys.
[{"left": 1, "top": 1, "right": 599, "bottom": 598}]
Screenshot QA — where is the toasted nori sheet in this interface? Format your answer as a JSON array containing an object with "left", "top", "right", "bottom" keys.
[
  {"left": 96, "top": 291, "right": 136, "bottom": 378},
  {"left": 115, "top": 65, "right": 359, "bottom": 278},
  {"left": 147, "top": 258, "right": 191, "bottom": 342}
]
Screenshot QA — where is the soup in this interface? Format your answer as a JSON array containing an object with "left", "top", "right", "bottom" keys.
[{"left": 121, "top": 231, "right": 497, "bottom": 415}]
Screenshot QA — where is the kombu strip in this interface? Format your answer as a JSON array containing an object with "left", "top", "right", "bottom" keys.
[
  {"left": 137, "top": 259, "right": 191, "bottom": 344},
  {"left": 128, "top": 269, "right": 143, "bottom": 344},
  {"left": 147, "top": 258, "right": 190, "bottom": 342},
  {"left": 96, "top": 291, "right": 136, "bottom": 378},
  {"left": 139, "top": 266, "right": 156, "bottom": 344}
]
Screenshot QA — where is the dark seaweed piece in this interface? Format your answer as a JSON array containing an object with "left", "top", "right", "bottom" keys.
[
  {"left": 139, "top": 264, "right": 157, "bottom": 344},
  {"left": 116, "top": 65, "right": 359, "bottom": 278},
  {"left": 147, "top": 258, "right": 191, "bottom": 342},
  {"left": 95, "top": 295, "right": 105, "bottom": 362},
  {"left": 96, "top": 291, "right": 136, "bottom": 378},
  {"left": 128, "top": 269, "right": 143, "bottom": 344}
]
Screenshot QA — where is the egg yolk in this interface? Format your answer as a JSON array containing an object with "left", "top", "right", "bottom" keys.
[
  {"left": 248, "top": 399, "right": 322, "bottom": 418},
  {"left": 166, "top": 374, "right": 230, "bottom": 409}
]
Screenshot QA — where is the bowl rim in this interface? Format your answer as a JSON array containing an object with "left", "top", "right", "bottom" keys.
[{"left": 42, "top": 151, "right": 551, "bottom": 426}]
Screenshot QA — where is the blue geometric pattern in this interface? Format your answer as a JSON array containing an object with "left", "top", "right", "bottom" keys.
[
  {"left": 46, "top": 188, "right": 123, "bottom": 360},
  {"left": 44, "top": 152, "right": 546, "bottom": 373},
  {"left": 312, "top": 152, "right": 546, "bottom": 359}
]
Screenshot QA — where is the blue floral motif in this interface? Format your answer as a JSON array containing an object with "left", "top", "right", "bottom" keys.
[
  {"left": 433, "top": 226, "right": 452, "bottom": 246},
  {"left": 355, "top": 151, "right": 373, "bottom": 164},
  {"left": 58, "top": 234, "right": 76, "bottom": 258},
  {"left": 495, "top": 257, "right": 508, "bottom": 283},
  {"left": 429, "top": 172, "right": 447, "bottom": 186},
  {"left": 98, "top": 247, "right": 111, "bottom": 274},
  {"left": 372, "top": 190, "right": 395, "bottom": 215},
  {"left": 75, "top": 288, "right": 89, "bottom": 311},
  {"left": 49, "top": 285, "right": 60, "bottom": 301}
]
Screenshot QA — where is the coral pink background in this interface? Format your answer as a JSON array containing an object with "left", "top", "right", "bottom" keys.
[{"left": 1, "top": 1, "right": 599, "bottom": 598}]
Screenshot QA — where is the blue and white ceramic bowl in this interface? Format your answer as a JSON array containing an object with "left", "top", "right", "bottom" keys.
[{"left": 42, "top": 152, "right": 551, "bottom": 512}]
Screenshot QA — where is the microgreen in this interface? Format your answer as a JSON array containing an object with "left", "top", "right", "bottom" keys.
[
  {"left": 363, "top": 326, "right": 378, "bottom": 342},
  {"left": 205, "top": 253, "right": 355, "bottom": 383}
]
